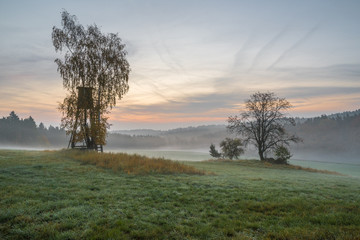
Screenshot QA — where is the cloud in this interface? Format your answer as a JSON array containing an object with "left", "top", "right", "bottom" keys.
[
  {"left": 279, "top": 86, "right": 360, "bottom": 99},
  {"left": 114, "top": 88, "right": 250, "bottom": 124},
  {"left": 232, "top": 35, "right": 255, "bottom": 71},
  {"left": 268, "top": 25, "right": 319, "bottom": 69},
  {"left": 272, "top": 64, "right": 360, "bottom": 83},
  {"left": 249, "top": 27, "right": 289, "bottom": 71}
]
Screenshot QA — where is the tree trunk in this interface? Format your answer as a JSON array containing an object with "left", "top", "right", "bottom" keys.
[
  {"left": 259, "top": 150, "right": 265, "bottom": 161},
  {"left": 97, "top": 86, "right": 103, "bottom": 152}
]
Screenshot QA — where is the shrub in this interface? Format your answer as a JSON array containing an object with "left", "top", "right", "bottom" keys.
[
  {"left": 209, "top": 143, "right": 222, "bottom": 158},
  {"left": 219, "top": 138, "right": 244, "bottom": 160},
  {"left": 274, "top": 146, "right": 292, "bottom": 164}
]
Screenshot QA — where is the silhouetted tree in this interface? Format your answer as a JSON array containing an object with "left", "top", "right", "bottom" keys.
[
  {"left": 38, "top": 122, "right": 46, "bottom": 131},
  {"left": 227, "top": 92, "right": 300, "bottom": 161},
  {"left": 8, "top": 111, "right": 20, "bottom": 122},
  {"left": 23, "top": 116, "right": 36, "bottom": 129},
  {"left": 6, "top": 111, "right": 21, "bottom": 142},
  {"left": 52, "top": 10, "right": 130, "bottom": 147}
]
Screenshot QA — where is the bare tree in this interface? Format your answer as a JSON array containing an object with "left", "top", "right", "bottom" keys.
[
  {"left": 227, "top": 92, "right": 301, "bottom": 161},
  {"left": 52, "top": 10, "right": 130, "bottom": 148}
]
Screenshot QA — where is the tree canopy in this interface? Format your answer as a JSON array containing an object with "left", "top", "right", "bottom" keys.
[
  {"left": 220, "top": 138, "right": 244, "bottom": 160},
  {"left": 227, "top": 92, "right": 301, "bottom": 161}
]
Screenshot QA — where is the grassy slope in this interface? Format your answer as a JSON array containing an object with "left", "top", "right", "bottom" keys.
[{"left": 0, "top": 150, "right": 359, "bottom": 239}]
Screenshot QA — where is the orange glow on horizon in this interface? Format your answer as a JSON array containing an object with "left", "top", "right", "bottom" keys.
[
  {"left": 109, "top": 112, "right": 227, "bottom": 123},
  {"left": 289, "top": 93, "right": 359, "bottom": 116}
]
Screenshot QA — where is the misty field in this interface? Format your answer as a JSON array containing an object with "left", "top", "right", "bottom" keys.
[
  {"left": 112, "top": 149, "right": 360, "bottom": 178},
  {"left": 1, "top": 150, "right": 360, "bottom": 239}
]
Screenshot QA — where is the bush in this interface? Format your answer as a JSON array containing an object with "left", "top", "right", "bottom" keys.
[{"left": 274, "top": 146, "right": 292, "bottom": 164}]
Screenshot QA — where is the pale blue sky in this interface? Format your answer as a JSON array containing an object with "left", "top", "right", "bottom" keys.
[{"left": 1, "top": 0, "right": 359, "bottom": 129}]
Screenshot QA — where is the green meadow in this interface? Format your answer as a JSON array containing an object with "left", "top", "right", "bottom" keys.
[{"left": 0, "top": 150, "right": 359, "bottom": 239}]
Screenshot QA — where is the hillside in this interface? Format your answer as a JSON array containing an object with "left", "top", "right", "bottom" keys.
[
  {"left": 0, "top": 150, "right": 359, "bottom": 239},
  {"left": 290, "top": 113, "right": 360, "bottom": 163},
  {"left": 107, "top": 125, "right": 228, "bottom": 150}
]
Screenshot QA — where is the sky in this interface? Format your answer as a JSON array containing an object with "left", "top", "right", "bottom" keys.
[{"left": 0, "top": 0, "right": 360, "bottom": 130}]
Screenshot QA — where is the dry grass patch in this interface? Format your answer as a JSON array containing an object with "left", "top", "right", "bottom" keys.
[
  {"left": 288, "top": 164, "right": 344, "bottom": 175},
  {"left": 61, "top": 150, "right": 205, "bottom": 175}
]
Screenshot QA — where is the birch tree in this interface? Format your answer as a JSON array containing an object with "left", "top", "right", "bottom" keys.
[{"left": 52, "top": 10, "right": 130, "bottom": 146}]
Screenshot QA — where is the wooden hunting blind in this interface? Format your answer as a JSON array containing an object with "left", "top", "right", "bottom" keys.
[
  {"left": 68, "top": 86, "right": 103, "bottom": 152},
  {"left": 77, "top": 87, "right": 94, "bottom": 109}
]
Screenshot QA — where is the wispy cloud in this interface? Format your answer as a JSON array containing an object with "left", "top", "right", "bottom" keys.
[
  {"left": 272, "top": 64, "right": 360, "bottom": 83},
  {"left": 249, "top": 28, "right": 289, "bottom": 71},
  {"left": 279, "top": 86, "right": 360, "bottom": 99},
  {"left": 232, "top": 34, "right": 255, "bottom": 71},
  {"left": 268, "top": 25, "right": 319, "bottom": 70},
  {"left": 1, "top": 1, "right": 360, "bottom": 129}
]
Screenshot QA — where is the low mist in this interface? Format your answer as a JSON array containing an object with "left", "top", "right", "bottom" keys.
[{"left": 1, "top": 110, "right": 359, "bottom": 165}]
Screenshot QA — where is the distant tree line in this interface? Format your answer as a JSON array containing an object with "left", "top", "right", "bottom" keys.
[
  {"left": 106, "top": 134, "right": 166, "bottom": 149},
  {"left": 1, "top": 110, "right": 358, "bottom": 161},
  {"left": 109, "top": 111, "right": 359, "bottom": 161},
  {"left": 0, "top": 111, "right": 67, "bottom": 147},
  {"left": 289, "top": 111, "right": 360, "bottom": 158},
  {"left": 108, "top": 125, "right": 229, "bottom": 150}
]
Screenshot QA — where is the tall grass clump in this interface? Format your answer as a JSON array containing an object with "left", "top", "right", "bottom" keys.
[{"left": 62, "top": 150, "right": 205, "bottom": 175}]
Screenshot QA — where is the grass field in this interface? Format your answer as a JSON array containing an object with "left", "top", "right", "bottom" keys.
[
  {"left": 1, "top": 150, "right": 359, "bottom": 239},
  {"left": 110, "top": 149, "right": 360, "bottom": 178}
]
